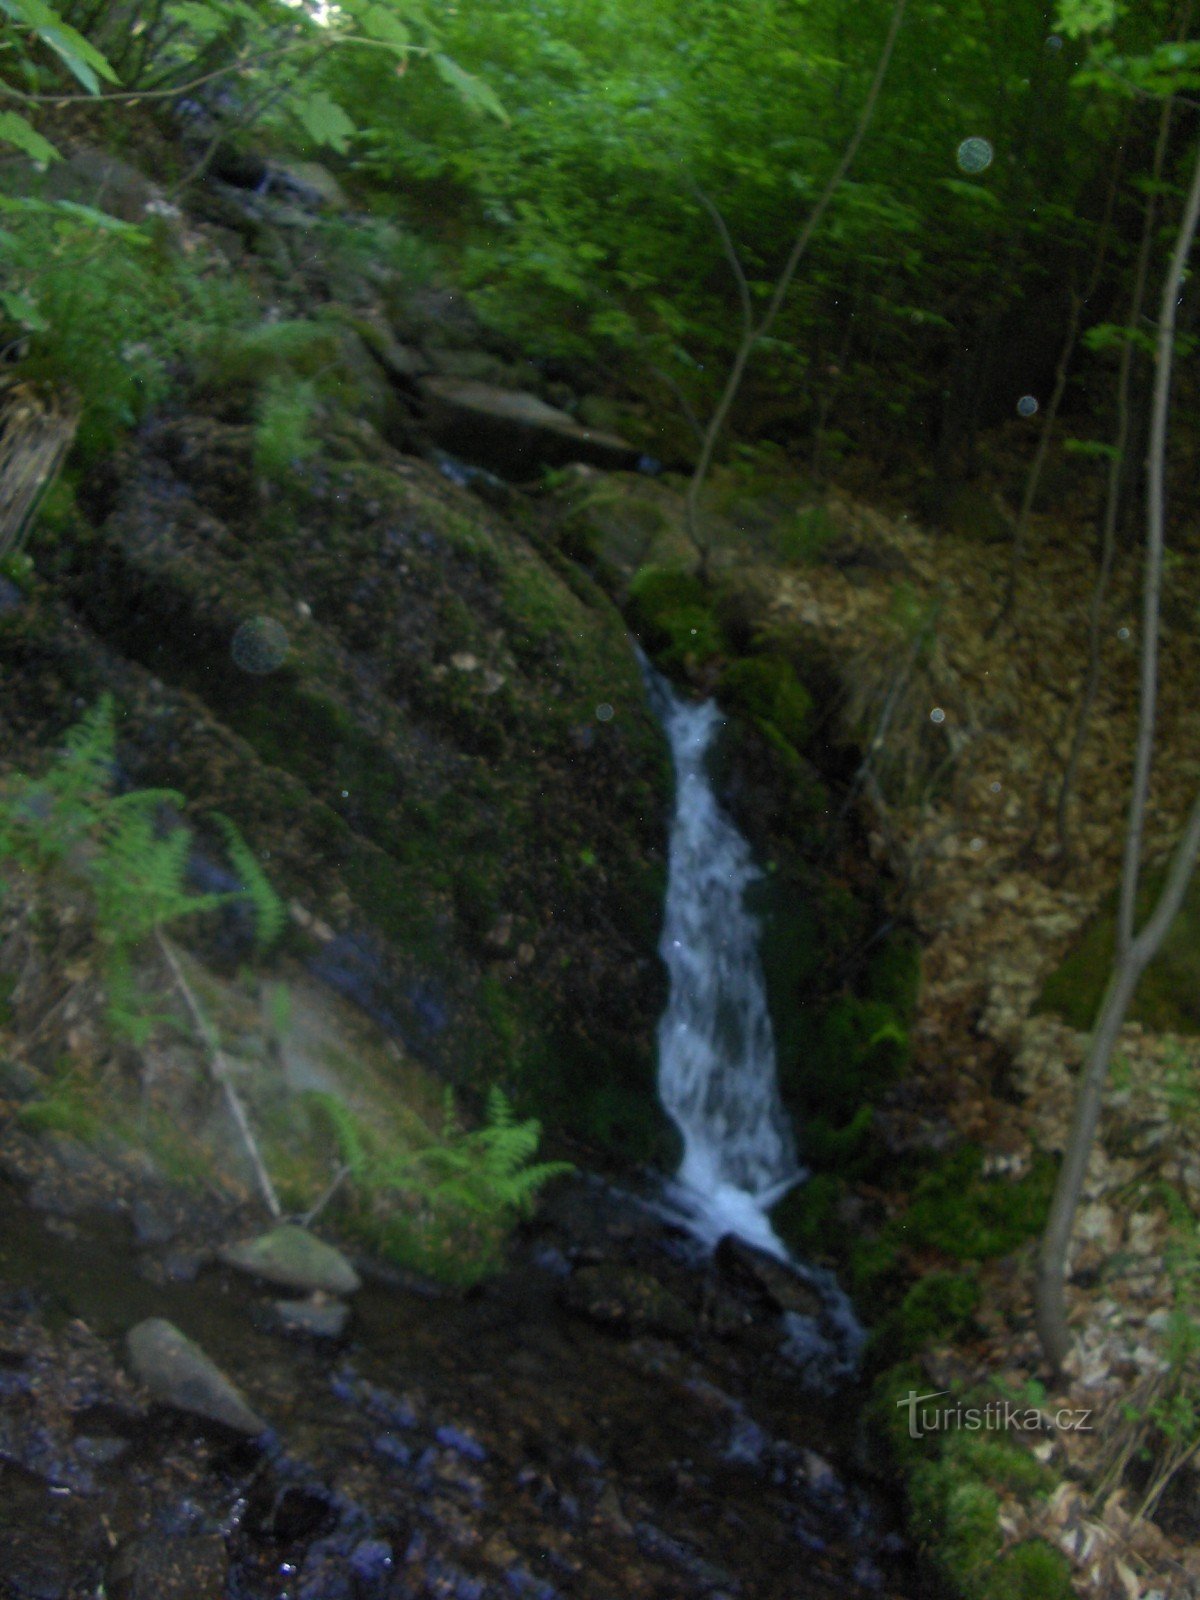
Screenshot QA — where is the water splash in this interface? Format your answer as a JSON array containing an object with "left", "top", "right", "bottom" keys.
[{"left": 644, "top": 660, "right": 865, "bottom": 1382}]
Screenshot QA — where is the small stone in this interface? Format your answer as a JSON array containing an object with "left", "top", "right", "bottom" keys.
[
  {"left": 273, "top": 1297, "right": 350, "bottom": 1340},
  {"left": 219, "top": 1224, "right": 361, "bottom": 1295},
  {"left": 126, "top": 1318, "right": 266, "bottom": 1435}
]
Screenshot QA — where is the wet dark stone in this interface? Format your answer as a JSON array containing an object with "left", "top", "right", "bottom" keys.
[
  {"left": 106, "top": 1531, "right": 228, "bottom": 1600},
  {"left": 297, "top": 1535, "right": 354, "bottom": 1600},
  {"left": 713, "top": 1236, "right": 824, "bottom": 1320},
  {"left": 348, "top": 1537, "right": 393, "bottom": 1591},
  {"left": 273, "top": 1297, "right": 351, "bottom": 1341},
  {"left": 560, "top": 1262, "right": 696, "bottom": 1338}
]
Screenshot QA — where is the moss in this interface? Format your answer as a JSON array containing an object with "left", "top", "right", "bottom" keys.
[
  {"left": 867, "top": 1367, "right": 1068, "bottom": 1600},
  {"left": 786, "top": 993, "right": 910, "bottom": 1131},
  {"left": 850, "top": 1146, "right": 1058, "bottom": 1301},
  {"left": 719, "top": 654, "right": 814, "bottom": 749},
  {"left": 911, "top": 1466, "right": 1002, "bottom": 1595},
  {"left": 17, "top": 1094, "right": 102, "bottom": 1141},
  {"left": 1037, "top": 859, "right": 1200, "bottom": 1034},
  {"left": 863, "top": 927, "right": 922, "bottom": 1021},
  {"left": 626, "top": 564, "right": 726, "bottom": 670},
  {"left": 771, "top": 1171, "right": 847, "bottom": 1257},
  {"left": 871, "top": 1270, "right": 981, "bottom": 1360},
  {"left": 984, "top": 1542, "right": 1073, "bottom": 1600},
  {"left": 802, "top": 1104, "right": 878, "bottom": 1169}
]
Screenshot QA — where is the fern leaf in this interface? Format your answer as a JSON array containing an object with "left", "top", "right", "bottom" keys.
[{"left": 210, "top": 812, "right": 286, "bottom": 949}]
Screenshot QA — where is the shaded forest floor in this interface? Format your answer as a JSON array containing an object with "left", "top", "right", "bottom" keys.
[{"left": 766, "top": 478, "right": 1200, "bottom": 1597}]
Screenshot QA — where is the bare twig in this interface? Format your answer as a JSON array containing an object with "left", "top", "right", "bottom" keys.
[{"left": 155, "top": 930, "right": 282, "bottom": 1219}]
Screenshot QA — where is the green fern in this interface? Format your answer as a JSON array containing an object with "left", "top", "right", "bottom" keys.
[
  {"left": 210, "top": 812, "right": 287, "bottom": 950},
  {"left": 304, "top": 1084, "right": 570, "bottom": 1282},
  {"left": 0, "top": 694, "right": 116, "bottom": 870},
  {"left": 0, "top": 699, "right": 283, "bottom": 1037}
]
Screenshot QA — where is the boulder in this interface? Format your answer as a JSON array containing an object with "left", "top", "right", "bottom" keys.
[
  {"left": 712, "top": 1235, "right": 824, "bottom": 1320},
  {"left": 219, "top": 1223, "right": 361, "bottom": 1295},
  {"left": 126, "top": 1317, "right": 266, "bottom": 1435},
  {"left": 417, "top": 376, "right": 642, "bottom": 476}
]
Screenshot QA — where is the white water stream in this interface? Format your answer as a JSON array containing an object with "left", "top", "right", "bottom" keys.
[{"left": 644, "top": 663, "right": 864, "bottom": 1380}]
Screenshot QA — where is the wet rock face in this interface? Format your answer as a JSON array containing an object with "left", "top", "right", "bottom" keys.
[{"left": 23, "top": 415, "right": 672, "bottom": 1156}]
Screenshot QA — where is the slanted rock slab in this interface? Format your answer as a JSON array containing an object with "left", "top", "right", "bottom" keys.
[
  {"left": 418, "top": 375, "right": 642, "bottom": 475},
  {"left": 126, "top": 1317, "right": 266, "bottom": 1435},
  {"left": 219, "top": 1223, "right": 361, "bottom": 1295}
]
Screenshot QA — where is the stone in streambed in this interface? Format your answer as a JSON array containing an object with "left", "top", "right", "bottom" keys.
[
  {"left": 219, "top": 1223, "right": 361, "bottom": 1295},
  {"left": 272, "top": 1296, "right": 351, "bottom": 1340},
  {"left": 126, "top": 1317, "right": 266, "bottom": 1435}
]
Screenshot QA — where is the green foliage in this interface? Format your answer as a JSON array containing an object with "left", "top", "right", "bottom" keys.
[
  {"left": 0, "top": 698, "right": 284, "bottom": 1041},
  {"left": 0, "top": 198, "right": 184, "bottom": 460},
  {"left": 306, "top": 1085, "right": 571, "bottom": 1285},
  {"left": 253, "top": 375, "right": 319, "bottom": 482}
]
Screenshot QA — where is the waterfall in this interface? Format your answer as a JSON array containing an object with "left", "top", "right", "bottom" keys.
[
  {"left": 646, "top": 666, "right": 801, "bottom": 1256},
  {"left": 644, "top": 661, "right": 865, "bottom": 1382}
]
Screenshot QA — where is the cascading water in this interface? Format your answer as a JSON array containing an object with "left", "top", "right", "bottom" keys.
[{"left": 644, "top": 660, "right": 865, "bottom": 1382}]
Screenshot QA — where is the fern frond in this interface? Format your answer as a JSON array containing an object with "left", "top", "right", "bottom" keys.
[
  {"left": 304, "top": 1090, "right": 372, "bottom": 1179},
  {"left": 210, "top": 812, "right": 286, "bottom": 950}
]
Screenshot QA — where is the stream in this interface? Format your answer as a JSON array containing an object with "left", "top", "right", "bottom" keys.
[{"left": 0, "top": 668, "right": 912, "bottom": 1600}]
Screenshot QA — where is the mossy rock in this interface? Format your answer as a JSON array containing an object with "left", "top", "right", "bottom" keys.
[
  {"left": 1037, "top": 859, "right": 1200, "bottom": 1034},
  {"left": 626, "top": 564, "right": 726, "bottom": 671},
  {"left": 869, "top": 1269, "right": 981, "bottom": 1361},
  {"left": 850, "top": 1146, "right": 1057, "bottom": 1302},
  {"left": 784, "top": 993, "right": 910, "bottom": 1131},
  {"left": 719, "top": 654, "right": 813, "bottom": 750},
  {"left": 24, "top": 415, "right": 672, "bottom": 1161}
]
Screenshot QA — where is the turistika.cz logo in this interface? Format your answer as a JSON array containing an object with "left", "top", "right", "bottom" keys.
[{"left": 896, "top": 1389, "right": 1093, "bottom": 1440}]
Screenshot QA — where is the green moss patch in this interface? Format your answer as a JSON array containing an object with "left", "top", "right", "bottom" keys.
[
  {"left": 850, "top": 1146, "right": 1057, "bottom": 1303},
  {"left": 627, "top": 564, "right": 727, "bottom": 671},
  {"left": 1037, "top": 861, "right": 1200, "bottom": 1034},
  {"left": 719, "top": 654, "right": 814, "bottom": 749}
]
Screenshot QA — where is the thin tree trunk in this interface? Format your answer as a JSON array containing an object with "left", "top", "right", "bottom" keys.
[
  {"left": 1056, "top": 95, "right": 1175, "bottom": 864},
  {"left": 683, "top": 0, "right": 908, "bottom": 567},
  {"left": 1035, "top": 134, "right": 1200, "bottom": 1377},
  {"left": 988, "top": 289, "right": 1083, "bottom": 637}
]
